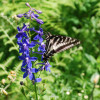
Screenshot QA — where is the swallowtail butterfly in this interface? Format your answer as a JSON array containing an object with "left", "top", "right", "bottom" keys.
[{"left": 43, "top": 32, "right": 80, "bottom": 62}]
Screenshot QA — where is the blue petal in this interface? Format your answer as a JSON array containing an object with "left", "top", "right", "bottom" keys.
[
  {"left": 23, "top": 72, "right": 28, "bottom": 78},
  {"left": 15, "top": 34, "right": 20, "bottom": 38},
  {"left": 29, "top": 73, "right": 33, "bottom": 80},
  {"left": 35, "top": 19, "right": 44, "bottom": 24},
  {"left": 21, "top": 67, "right": 26, "bottom": 72},
  {"left": 27, "top": 61, "right": 32, "bottom": 68},
  {"left": 38, "top": 46, "right": 41, "bottom": 51},
  {"left": 47, "top": 68, "right": 51, "bottom": 72},
  {"left": 30, "top": 27, "right": 35, "bottom": 31},
  {"left": 17, "top": 26, "right": 21, "bottom": 31},
  {"left": 38, "top": 45, "right": 45, "bottom": 52},
  {"left": 39, "top": 37, "right": 43, "bottom": 42},
  {"left": 39, "top": 28, "right": 43, "bottom": 32},
  {"left": 28, "top": 42, "right": 36, "bottom": 48},
  {"left": 30, "top": 57, "right": 37, "bottom": 61},
  {"left": 31, "top": 68, "right": 38, "bottom": 73},
  {"left": 34, "top": 14, "right": 39, "bottom": 18},
  {"left": 34, "top": 34, "right": 39, "bottom": 40},
  {"left": 23, "top": 32, "right": 28, "bottom": 37},
  {"left": 22, "top": 23, "right": 26, "bottom": 29},
  {"left": 22, "top": 60, "right": 27, "bottom": 67},
  {"left": 24, "top": 49, "right": 29, "bottom": 55},
  {"left": 17, "top": 36, "right": 22, "bottom": 41},
  {"left": 35, "top": 78, "right": 42, "bottom": 82},
  {"left": 17, "top": 42, "right": 23, "bottom": 46},
  {"left": 32, "top": 74, "right": 35, "bottom": 80},
  {"left": 19, "top": 56, "right": 25, "bottom": 60},
  {"left": 19, "top": 48, "right": 23, "bottom": 53}
]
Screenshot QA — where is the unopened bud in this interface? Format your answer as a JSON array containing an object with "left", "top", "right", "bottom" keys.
[
  {"left": 1, "top": 79, "right": 6, "bottom": 85},
  {"left": 93, "top": 74, "right": 99, "bottom": 84},
  {"left": 78, "top": 93, "right": 82, "bottom": 96},
  {"left": 32, "top": 80, "right": 35, "bottom": 84},
  {"left": 81, "top": 73, "right": 85, "bottom": 76},
  {"left": 84, "top": 95, "right": 88, "bottom": 99},
  {"left": 7, "top": 75, "right": 13, "bottom": 80},
  {"left": 20, "top": 81, "right": 24, "bottom": 85},
  {"left": 17, "top": 14, "right": 24, "bottom": 18},
  {"left": 10, "top": 71, "right": 16, "bottom": 77},
  {"left": 34, "top": 9, "right": 42, "bottom": 14},
  {"left": 81, "top": 90, "right": 84, "bottom": 93},
  {"left": 25, "top": 3, "right": 31, "bottom": 8},
  {"left": 2, "top": 89, "right": 8, "bottom": 95},
  {"left": 12, "top": 15, "right": 19, "bottom": 20},
  {"left": 10, "top": 71, "right": 15, "bottom": 74}
]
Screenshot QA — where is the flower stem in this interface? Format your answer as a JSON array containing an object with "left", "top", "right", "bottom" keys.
[
  {"left": 34, "top": 82, "right": 38, "bottom": 100},
  {"left": 89, "top": 83, "right": 95, "bottom": 100}
]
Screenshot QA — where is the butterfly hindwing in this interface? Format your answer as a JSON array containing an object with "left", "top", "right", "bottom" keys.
[{"left": 43, "top": 33, "right": 80, "bottom": 62}]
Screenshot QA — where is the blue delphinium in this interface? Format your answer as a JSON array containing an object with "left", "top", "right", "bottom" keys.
[
  {"left": 16, "top": 3, "right": 51, "bottom": 84},
  {"left": 15, "top": 23, "right": 29, "bottom": 41}
]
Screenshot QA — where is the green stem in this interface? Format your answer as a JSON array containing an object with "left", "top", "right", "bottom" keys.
[
  {"left": 89, "top": 83, "right": 95, "bottom": 100},
  {"left": 34, "top": 82, "right": 38, "bottom": 100}
]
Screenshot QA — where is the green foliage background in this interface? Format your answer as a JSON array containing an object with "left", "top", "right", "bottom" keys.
[{"left": 0, "top": 0, "right": 100, "bottom": 100}]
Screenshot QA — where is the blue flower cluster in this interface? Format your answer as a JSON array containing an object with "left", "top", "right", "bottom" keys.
[{"left": 16, "top": 3, "right": 51, "bottom": 83}]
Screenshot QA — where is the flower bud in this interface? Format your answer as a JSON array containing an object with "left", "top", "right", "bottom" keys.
[
  {"left": 1, "top": 79, "right": 6, "bottom": 85},
  {"left": 10, "top": 71, "right": 15, "bottom": 74},
  {"left": 12, "top": 15, "right": 19, "bottom": 20},
  {"left": 91, "top": 72, "right": 99, "bottom": 84},
  {"left": 84, "top": 95, "right": 88, "bottom": 99},
  {"left": 32, "top": 80, "right": 35, "bottom": 84},
  {"left": 10, "top": 71, "right": 16, "bottom": 77},
  {"left": 93, "top": 74, "right": 99, "bottom": 84},
  {"left": 20, "top": 81, "right": 24, "bottom": 85},
  {"left": 35, "top": 9, "right": 42, "bottom": 14},
  {"left": 2, "top": 89, "right": 8, "bottom": 95},
  {"left": 81, "top": 73, "right": 85, "bottom": 76},
  {"left": 25, "top": 3, "right": 31, "bottom": 8},
  {"left": 78, "top": 93, "right": 82, "bottom": 96},
  {"left": 17, "top": 14, "right": 24, "bottom": 18},
  {"left": 7, "top": 75, "right": 13, "bottom": 80}
]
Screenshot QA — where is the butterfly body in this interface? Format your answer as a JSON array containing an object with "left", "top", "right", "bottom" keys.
[{"left": 43, "top": 33, "right": 80, "bottom": 62}]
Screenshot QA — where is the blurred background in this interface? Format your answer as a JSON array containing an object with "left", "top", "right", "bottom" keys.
[{"left": 0, "top": 0, "right": 100, "bottom": 100}]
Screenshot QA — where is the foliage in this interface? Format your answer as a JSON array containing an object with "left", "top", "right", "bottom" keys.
[{"left": 0, "top": 0, "right": 100, "bottom": 100}]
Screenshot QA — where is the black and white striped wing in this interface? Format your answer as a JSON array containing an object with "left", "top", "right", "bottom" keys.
[{"left": 43, "top": 33, "right": 80, "bottom": 62}]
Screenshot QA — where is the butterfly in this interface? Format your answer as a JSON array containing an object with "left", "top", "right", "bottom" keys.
[{"left": 43, "top": 32, "right": 80, "bottom": 62}]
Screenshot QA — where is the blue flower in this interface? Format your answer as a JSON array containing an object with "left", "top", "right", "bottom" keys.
[
  {"left": 25, "top": 3, "right": 42, "bottom": 14},
  {"left": 30, "top": 27, "right": 43, "bottom": 42},
  {"left": 16, "top": 23, "right": 29, "bottom": 41},
  {"left": 19, "top": 55, "right": 37, "bottom": 67},
  {"left": 21, "top": 65, "right": 38, "bottom": 80},
  {"left": 38, "top": 42, "right": 46, "bottom": 52},
  {"left": 16, "top": 3, "right": 52, "bottom": 83},
  {"left": 17, "top": 38, "right": 37, "bottom": 54},
  {"left": 32, "top": 75, "right": 42, "bottom": 83},
  {"left": 44, "top": 62, "right": 52, "bottom": 72},
  {"left": 35, "top": 62, "right": 52, "bottom": 72},
  {"left": 17, "top": 10, "right": 44, "bottom": 24}
]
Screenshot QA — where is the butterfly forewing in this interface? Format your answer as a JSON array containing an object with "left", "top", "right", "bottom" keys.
[{"left": 43, "top": 33, "right": 80, "bottom": 62}]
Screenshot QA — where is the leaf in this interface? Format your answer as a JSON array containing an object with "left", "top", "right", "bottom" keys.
[{"left": 85, "top": 53, "right": 97, "bottom": 65}]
